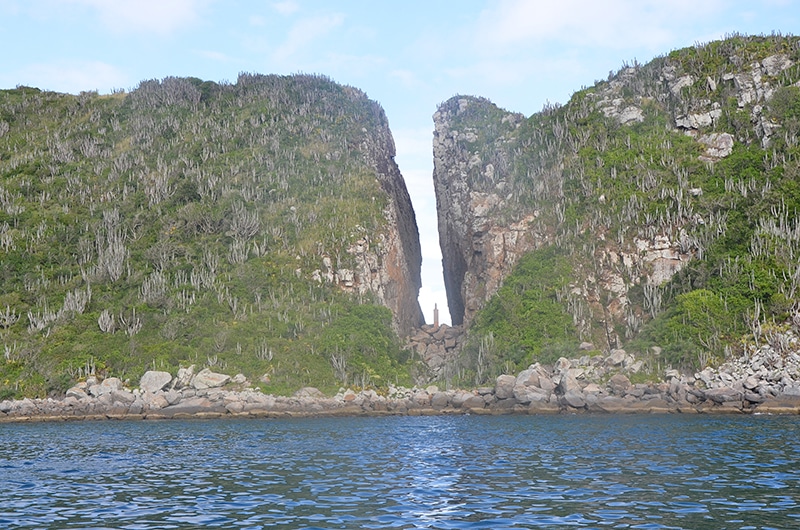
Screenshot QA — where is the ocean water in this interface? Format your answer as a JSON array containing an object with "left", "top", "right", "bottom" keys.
[{"left": 0, "top": 414, "right": 799, "bottom": 529}]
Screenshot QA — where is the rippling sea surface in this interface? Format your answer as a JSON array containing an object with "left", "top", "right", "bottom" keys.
[{"left": 1, "top": 414, "right": 800, "bottom": 529}]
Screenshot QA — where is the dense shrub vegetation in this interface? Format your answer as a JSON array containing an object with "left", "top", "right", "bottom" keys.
[
  {"left": 0, "top": 74, "right": 411, "bottom": 398},
  {"left": 449, "top": 34, "right": 800, "bottom": 382}
]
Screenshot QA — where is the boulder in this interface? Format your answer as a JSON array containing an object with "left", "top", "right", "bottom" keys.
[
  {"left": 494, "top": 374, "right": 516, "bottom": 400},
  {"left": 450, "top": 391, "right": 474, "bottom": 409},
  {"left": 607, "top": 349, "right": 626, "bottom": 366},
  {"left": 293, "top": 387, "right": 325, "bottom": 399},
  {"left": 225, "top": 400, "right": 245, "bottom": 414},
  {"left": 583, "top": 383, "right": 603, "bottom": 394},
  {"left": 65, "top": 386, "right": 89, "bottom": 400},
  {"left": 628, "top": 361, "right": 643, "bottom": 373},
  {"left": 515, "top": 367, "right": 540, "bottom": 388},
  {"left": 191, "top": 368, "right": 230, "bottom": 390},
  {"left": 173, "top": 365, "right": 195, "bottom": 389},
  {"left": 762, "top": 54, "right": 793, "bottom": 76},
  {"left": 110, "top": 389, "right": 136, "bottom": 405},
  {"left": 608, "top": 374, "right": 632, "bottom": 396},
  {"left": 782, "top": 385, "right": 800, "bottom": 396},
  {"left": 88, "top": 377, "right": 123, "bottom": 397},
  {"left": 538, "top": 374, "right": 557, "bottom": 393},
  {"left": 704, "top": 387, "right": 742, "bottom": 404},
  {"left": 742, "top": 376, "right": 759, "bottom": 390},
  {"left": 744, "top": 391, "right": 765, "bottom": 404},
  {"left": 462, "top": 395, "right": 486, "bottom": 410},
  {"left": 628, "top": 385, "right": 646, "bottom": 398},
  {"left": 141, "top": 392, "right": 169, "bottom": 410},
  {"left": 431, "top": 392, "right": 450, "bottom": 409},
  {"left": 139, "top": 371, "right": 173, "bottom": 393},
  {"left": 698, "top": 132, "right": 734, "bottom": 160},
  {"left": 554, "top": 357, "right": 572, "bottom": 372},
  {"left": 557, "top": 369, "right": 583, "bottom": 395},
  {"left": 412, "top": 390, "right": 431, "bottom": 407},
  {"left": 561, "top": 390, "right": 586, "bottom": 409},
  {"left": 513, "top": 386, "right": 549, "bottom": 405}
]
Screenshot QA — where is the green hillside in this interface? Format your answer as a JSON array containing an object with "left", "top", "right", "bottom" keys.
[
  {"left": 0, "top": 74, "right": 418, "bottom": 399},
  {"left": 439, "top": 34, "right": 800, "bottom": 381}
]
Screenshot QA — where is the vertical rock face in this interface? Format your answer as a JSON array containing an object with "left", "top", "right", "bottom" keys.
[
  {"left": 353, "top": 103, "right": 424, "bottom": 335},
  {"left": 432, "top": 97, "right": 533, "bottom": 326},
  {"left": 309, "top": 96, "right": 424, "bottom": 336}
]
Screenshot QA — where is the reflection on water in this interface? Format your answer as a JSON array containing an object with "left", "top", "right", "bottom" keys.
[{"left": 1, "top": 414, "right": 799, "bottom": 528}]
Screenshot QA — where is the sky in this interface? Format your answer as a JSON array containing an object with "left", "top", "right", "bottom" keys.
[{"left": 1, "top": 0, "right": 798, "bottom": 325}]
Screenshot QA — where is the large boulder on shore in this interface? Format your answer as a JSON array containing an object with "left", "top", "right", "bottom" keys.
[
  {"left": 293, "top": 387, "right": 325, "bottom": 399},
  {"left": 192, "top": 368, "right": 231, "bottom": 390},
  {"left": 140, "top": 371, "right": 173, "bottom": 393},
  {"left": 494, "top": 374, "right": 517, "bottom": 400},
  {"left": 88, "top": 377, "right": 124, "bottom": 397},
  {"left": 704, "top": 387, "right": 743, "bottom": 404},
  {"left": 513, "top": 385, "right": 550, "bottom": 404},
  {"left": 608, "top": 374, "right": 632, "bottom": 396},
  {"left": 173, "top": 365, "right": 195, "bottom": 389},
  {"left": 561, "top": 390, "right": 586, "bottom": 409},
  {"left": 557, "top": 369, "right": 583, "bottom": 395}
]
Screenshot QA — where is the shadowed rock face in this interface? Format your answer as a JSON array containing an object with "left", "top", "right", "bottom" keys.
[
  {"left": 358, "top": 105, "right": 424, "bottom": 334},
  {"left": 432, "top": 96, "right": 531, "bottom": 326}
]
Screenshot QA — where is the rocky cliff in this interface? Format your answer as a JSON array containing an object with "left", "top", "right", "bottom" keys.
[
  {"left": 433, "top": 34, "right": 800, "bottom": 378},
  {"left": 433, "top": 97, "right": 532, "bottom": 327},
  {"left": 0, "top": 73, "right": 421, "bottom": 398},
  {"left": 338, "top": 104, "right": 423, "bottom": 335}
]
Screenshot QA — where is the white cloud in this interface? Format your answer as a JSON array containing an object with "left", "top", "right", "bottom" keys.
[
  {"left": 475, "top": 0, "right": 723, "bottom": 52},
  {"left": 248, "top": 14, "right": 266, "bottom": 26},
  {"left": 271, "top": 1, "right": 299, "bottom": 16},
  {"left": 2, "top": 60, "right": 129, "bottom": 94},
  {"left": 65, "top": 0, "right": 208, "bottom": 35},
  {"left": 389, "top": 69, "right": 426, "bottom": 90},
  {"left": 196, "top": 49, "right": 238, "bottom": 63},
  {"left": 0, "top": 1, "right": 22, "bottom": 16},
  {"left": 393, "top": 127, "right": 433, "bottom": 162},
  {"left": 273, "top": 13, "right": 345, "bottom": 63}
]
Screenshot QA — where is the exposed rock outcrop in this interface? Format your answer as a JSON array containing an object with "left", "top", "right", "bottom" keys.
[
  {"left": 351, "top": 105, "right": 424, "bottom": 334},
  {"left": 431, "top": 44, "right": 800, "bottom": 351},
  {"left": 312, "top": 97, "right": 424, "bottom": 335},
  {"left": 406, "top": 323, "right": 465, "bottom": 381},
  {"left": 432, "top": 96, "right": 694, "bottom": 337},
  {"left": 432, "top": 97, "right": 533, "bottom": 326}
]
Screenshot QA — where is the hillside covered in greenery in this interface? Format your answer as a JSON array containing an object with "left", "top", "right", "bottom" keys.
[
  {"left": 434, "top": 34, "right": 800, "bottom": 383},
  {"left": 0, "top": 73, "right": 422, "bottom": 399}
]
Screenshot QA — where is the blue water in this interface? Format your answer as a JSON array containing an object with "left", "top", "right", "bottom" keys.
[{"left": 1, "top": 415, "right": 799, "bottom": 529}]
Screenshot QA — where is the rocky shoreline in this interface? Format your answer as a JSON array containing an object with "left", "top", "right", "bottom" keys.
[{"left": 3, "top": 341, "right": 800, "bottom": 423}]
